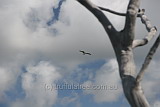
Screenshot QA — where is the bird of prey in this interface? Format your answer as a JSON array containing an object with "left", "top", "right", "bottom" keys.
[{"left": 79, "top": 50, "right": 92, "bottom": 55}]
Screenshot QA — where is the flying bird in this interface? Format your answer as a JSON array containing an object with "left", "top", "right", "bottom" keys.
[{"left": 79, "top": 50, "right": 92, "bottom": 55}]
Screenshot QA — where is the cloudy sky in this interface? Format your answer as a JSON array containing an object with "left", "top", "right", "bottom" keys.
[{"left": 0, "top": 0, "right": 160, "bottom": 107}]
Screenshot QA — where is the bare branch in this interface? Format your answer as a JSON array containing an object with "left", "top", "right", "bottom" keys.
[
  {"left": 132, "top": 10, "right": 157, "bottom": 48},
  {"left": 132, "top": 39, "right": 148, "bottom": 48},
  {"left": 132, "top": 27, "right": 157, "bottom": 48},
  {"left": 98, "top": 6, "right": 126, "bottom": 16},
  {"left": 123, "top": 0, "right": 140, "bottom": 47},
  {"left": 136, "top": 33, "right": 160, "bottom": 83},
  {"left": 98, "top": 7, "right": 144, "bottom": 17},
  {"left": 77, "top": 0, "right": 119, "bottom": 47}
]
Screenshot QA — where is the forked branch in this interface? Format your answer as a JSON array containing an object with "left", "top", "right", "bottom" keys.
[
  {"left": 136, "top": 33, "right": 160, "bottom": 83},
  {"left": 77, "top": 0, "right": 118, "bottom": 44},
  {"left": 132, "top": 9, "right": 157, "bottom": 48}
]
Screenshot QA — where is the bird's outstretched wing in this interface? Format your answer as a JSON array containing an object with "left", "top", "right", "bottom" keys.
[
  {"left": 79, "top": 50, "right": 91, "bottom": 55},
  {"left": 79, "top": 50, "right": 85, "bottom": 55},
  {"left": 85, "top": 52, "right": 91, "bottom": 55}
]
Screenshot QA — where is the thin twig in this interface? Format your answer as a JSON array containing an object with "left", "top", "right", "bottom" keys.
[
  {"left": 98, "top": 6, "right": 143, "bottom": 17},
  {"left": 98, "top": 6, "right": 126, "bottom": 16}
]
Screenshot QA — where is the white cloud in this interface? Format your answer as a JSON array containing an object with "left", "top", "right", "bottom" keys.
[
  {"left": 0, "top": 68, "right": 15, "bottom": 102},
  {"left": 0, "top": 68, "right": 13, "bottom": 92},
  {"left": 0, "top": 64, "right": 21, "bottom": 103},
  {"left": 83, "top": 59, "right": 123, "bottom": 102},
  {"left": 11, "top": 61, "right": 61, "bottom": 107},
  {"left": 60, "top": 92, "right": 79, "bottom": 105}
]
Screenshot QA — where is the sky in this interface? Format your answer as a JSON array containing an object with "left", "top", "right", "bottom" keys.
[{"left": 0, "top": 0, "right": 160, "bottom": 107}]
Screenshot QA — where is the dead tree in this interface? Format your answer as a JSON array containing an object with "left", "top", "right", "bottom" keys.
[{"left": 77, "top": 0, "right": 160, "bottom": 106}]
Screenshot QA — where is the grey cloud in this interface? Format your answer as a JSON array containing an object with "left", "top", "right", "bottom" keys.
[{"left": 0, "top": 0, "right": 160, "bottom": 106}]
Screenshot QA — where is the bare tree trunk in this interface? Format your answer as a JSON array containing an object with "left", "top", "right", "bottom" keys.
[
  {"left": 119, "top": 49, "right": 150, "bottom": 107},
  {"left": 122, "top": 75, "right": 150, "bottom": 107},
  {"left": 77, "top": 0, "right": 160, "bottom": 106},
  {"left": 116, "top": 34, "right": 150, "bottom": 107}
]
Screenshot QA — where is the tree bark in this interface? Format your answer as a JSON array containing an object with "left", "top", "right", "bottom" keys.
[
  {"left": 120, "top": 49, "right": 150, "bottom": 107},
  {"left": 77, "top": 0, "right": 159, "bottom": 106}
]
